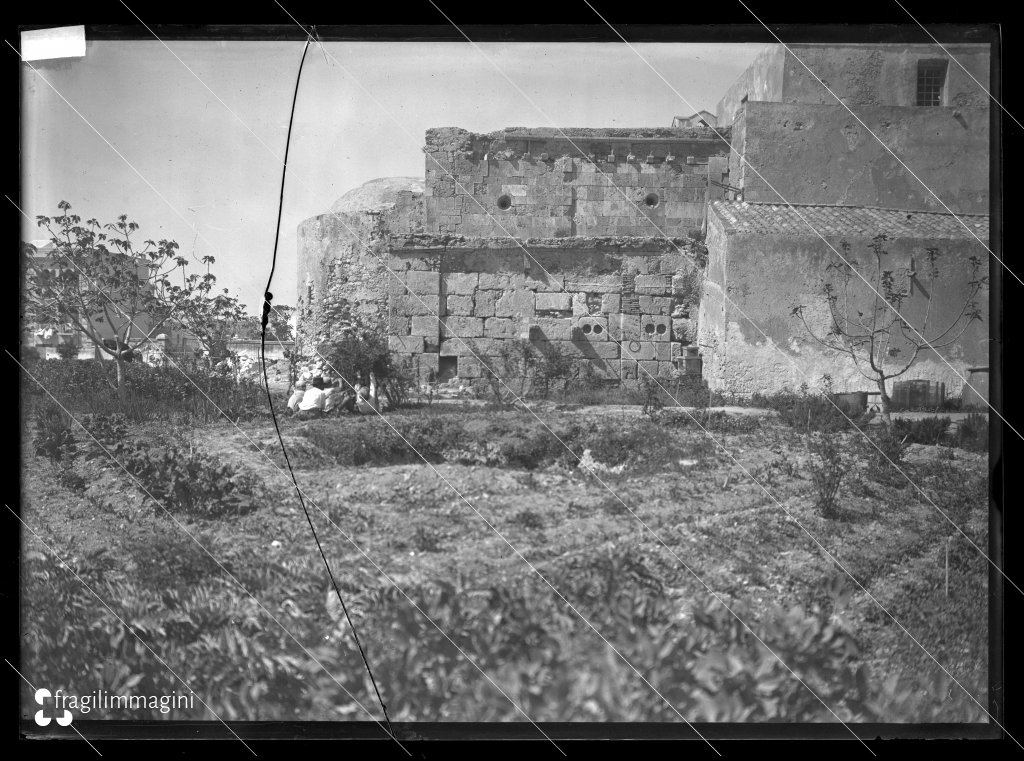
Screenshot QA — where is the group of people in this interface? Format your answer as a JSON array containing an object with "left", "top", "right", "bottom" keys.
[{"left": 285, "top": 372, "right": 380, "bottom": 419}]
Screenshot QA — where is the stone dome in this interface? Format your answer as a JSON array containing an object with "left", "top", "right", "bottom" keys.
[{"left": 328, "top": 176, "right": 424, "bottom": 216}]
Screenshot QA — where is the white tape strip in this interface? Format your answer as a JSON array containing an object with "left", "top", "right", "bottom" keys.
[{"left": 20, "top": 25, "right": 86, "bottom": 62}]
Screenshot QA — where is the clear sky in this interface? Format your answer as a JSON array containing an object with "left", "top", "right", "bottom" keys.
[{"left": 21, "top": 38, "right": 768, "bottom": 313}]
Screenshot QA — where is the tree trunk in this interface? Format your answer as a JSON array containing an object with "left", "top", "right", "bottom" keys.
[{"left": 876, "top": 378, "right": 893, "bottom": 428}]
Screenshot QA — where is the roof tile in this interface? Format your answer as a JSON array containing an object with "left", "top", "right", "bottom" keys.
[{"left": 710, "top": 201, "right": 989, "bottom": 241}]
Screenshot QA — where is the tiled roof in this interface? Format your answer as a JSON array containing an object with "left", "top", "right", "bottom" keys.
[{"left": 710, "top": 201, "right": 989, "bottom": 241}]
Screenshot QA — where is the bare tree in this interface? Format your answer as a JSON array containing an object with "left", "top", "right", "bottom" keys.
[{"left": 792, "top": 234, "right": 987, "bottom": 427}]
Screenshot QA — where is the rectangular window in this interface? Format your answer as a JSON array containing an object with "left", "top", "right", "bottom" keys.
[{"left": 916, "top": 60, "right": 947, "bottom": 106}]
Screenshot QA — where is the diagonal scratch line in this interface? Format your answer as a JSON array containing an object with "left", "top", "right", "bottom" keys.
[
  {"left": 14, "top": 22, "right": 991, "bottom": 733},
  {"left": 10, "top": 354, "right": 412, "bottom": 754},
  {"left": 7, "top": 659, "right": 103, "bottom": 755},
  {"left": 891, "top": 0, "right": 1023, "bottom": 132},
  {"left": 103, "top": 4, "right": 1015, "bottom": 607},
  {"left": 12, "top": 203, "right": 563, "bottom": 752},
  {"left": 7, "top": 508, "right": 257, "bottom": 755},
  {"left": 736, "top": 0, "right": 1011, "bottom": 284},
  {"left": 566, "top": 11, "right": 1012, "bottom": 442}
]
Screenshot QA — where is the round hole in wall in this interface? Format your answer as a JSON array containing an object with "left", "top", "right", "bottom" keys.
[
  {"left": 644, "top": 323, "right": 656, "bottom": 334},
  {"left": 593, "top": 324, "right": 604, "bottom": 334},
  {"left": 644, "top": 192, "right": 660, "bottom": 208},
  {"left": 581, "top": 323, "right": 593, "bottom": 334},
  {"left": 655, "top": 323, "right": 667, "bottom": 335},
  {"left": 497, "top": 194, "right": 512, "bottom": 210}
]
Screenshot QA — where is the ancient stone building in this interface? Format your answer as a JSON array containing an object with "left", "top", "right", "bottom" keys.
[{"left": 297, "top": 43, "right": 991, "bottom": 397}]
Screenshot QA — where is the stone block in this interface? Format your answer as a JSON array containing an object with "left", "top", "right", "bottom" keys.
[
  {"left": 483, "top": 317, "right": 519, "bottom": 339},
  {"left": 601, "top": 293, "right": 620, "bottom": 313},
  {"left": 474, "top": 289, "right": 498, "bottom": 317},
  {"left": 524, "top": 272, "right": 564, "bottom": 292},
  {"left": 655, "top": 342, "right": 673, "bottom": 362},
  {"left": 607, "top": 313, "right": 643, "bottom": 342},
  {"left": 533, "top": 317, "right": 572, "bottom": 341},
  {"left": 535, "top": 292, "right": 571, "bottom": 312},
  {"left": 572, "top": 292, "right": 590, "bottom": 317},
  {"left": 634, "top": 274, "right": 672, "bottom": 295},
  {"left": 406, "top": 270, "right": 441, "bottom": 295},
  {"left": 620, "top": 340, "right": 658, "bottom": 361},
  {"left": 444, "top": 272, "right": 479, "bottom": 295},
  {"left": 641, "top": 315, "right": 672, "bottom": 341},
  {"left": 495, "top": 290, "right": 536, "bottom": 320},
  {"left": 417, "top": 353, "right": 440, "bottom": 382},
  {"left": 457, "top": 355, "right": 484, "bottom": 379},
  {"left": 441, "top": 316, "right": 484, "bottom": 338},
  {"left": 657, "top": 361, "right": 676, "bottom": 379},
  {"left": 638, "top": 295, "right": 672, "bottom": 315},
  {"left": 638, "top": 360, "right": 660, "bottom": 379},
  {"left": 392, "top": 294, "right": 441, "bottom": 317},
  {"left": 478, "top": 273, "right": 507, "bottom": 290},
  {"left": 446, "top": 294, "right": 475, "bottom": 316},
  {"left": 387, "top": 315, "right": 411, "bottom": 335},
  {"left": 389, "top": 334, "right": 424, "bottom": 353},
  {"left": 410, "top": 315, "right": 441, "bottom": 337},
  {"left": 575, "top": 316, "right": 609, "bottom": 341},
  {"left": 620, "top": 360, "right": 639, "bottom": 381}
]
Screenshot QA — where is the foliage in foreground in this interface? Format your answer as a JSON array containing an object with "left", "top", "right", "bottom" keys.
[{"left": 22, "top": 543, "right": 984, "bottom": 723}]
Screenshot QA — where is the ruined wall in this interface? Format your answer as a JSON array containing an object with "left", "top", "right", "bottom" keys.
[
  {"left": 734, "top": 102, "right": 989, "bottom": 213},
  {"left": 423, "top": 127, "right": 731, "bottom": 239},
  {"left": 386, "top": 235, "right": 707, "bottom": 388},
  {"left": 698, "top": 208, "right": 990, "bottom": 396},
  {"left": 296, "top": 179, "right": 425, "bottom": 354},
  {"left": 717, "top": 43, "right": 991, "bottom": 125}
]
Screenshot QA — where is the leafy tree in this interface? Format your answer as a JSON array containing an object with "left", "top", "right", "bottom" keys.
[
  {"left": 25, "top": 202, "right": 204, "bottom": 399},
  {"left": 793, "top": 234, "right": 987, "bottom": 427},
  {"left": 231, "top": 305, "right": 295, "bottom": 344}
]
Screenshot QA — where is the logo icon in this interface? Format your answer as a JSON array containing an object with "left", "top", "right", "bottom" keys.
[{"left": 34, "top": 688, "right": 73, "bottom": 726}]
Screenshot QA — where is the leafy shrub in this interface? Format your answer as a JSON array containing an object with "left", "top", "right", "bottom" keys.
[
  {"left": 33, "top": 402, "right": 77, "bottom": 461},
  {"left": 318, "top": 331, "right": 411, "bottom": 409},
  {"left": 410, "top": 526, "right": 443, "bottom": 553},
  {"left": 953, "top": 412, "right": 988, "bottom": 452},
  {"left": 24, "top": 359, "right": 266, "bottom": 423},
  {"left": 751, "top": 387, "right": 851, "bottom": 433},
  {"left": 510, "top": 508, "right": 544, "bottom": 530},
  {"left": 873, "top": 427, "right": 910, "bottom": 471},
  {"left": 891, "top": 416, "right": 951, "bottom": 446},
  {"left": 128, "top": 526, "right": 222, "bottom": 588},
  {"left": 114, "top": 439, "right": 259, "bottom": 518},
  {"left": 80, "top": 413, "right": 130, "bottom": 458},
  {"left": 808, "top": 434, "right": 845, "bottom": 517}
]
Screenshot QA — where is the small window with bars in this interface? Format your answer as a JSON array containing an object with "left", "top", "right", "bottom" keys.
[{"left": 916, "top": 60, "right": 947, "bottom": 106}]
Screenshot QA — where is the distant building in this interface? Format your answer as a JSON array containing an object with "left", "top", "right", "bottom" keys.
[
  {"left": 672, "top": 111, "right": 718, "bottom": 129},
  {"left": 22, "top": 239, "right": 194, "bottom": 362}
]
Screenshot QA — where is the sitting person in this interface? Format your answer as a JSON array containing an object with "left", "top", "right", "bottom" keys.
[
  {"left": 322, "top": 378, "right": 343, "bottom": 414},
  {"left": 286, "top": 380, "right": 306, "bottom": 413},
  {"left": 296, "top": 376, "right": 327, "bottom": 419},
  {"left": 354, "top": 372, "right": 380, "bottom": 415}
]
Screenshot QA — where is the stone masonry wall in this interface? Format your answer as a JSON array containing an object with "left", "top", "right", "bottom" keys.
[
  {"left": 423, "top": 127, "right": 731, "bottom": 239},
  {"left": 385, "top": 235, "right": 707, "bottom": 388},
  {"left": 296, "top": 189, "right": 424, "bottom": 354}
]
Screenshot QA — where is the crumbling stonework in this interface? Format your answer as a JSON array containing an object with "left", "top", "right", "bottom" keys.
[
  {"left": 386, "top": 234, "right": 706, "bottom": 388},
  {"left": 423, "top": 127, "right": 730, "bottom": 238}
]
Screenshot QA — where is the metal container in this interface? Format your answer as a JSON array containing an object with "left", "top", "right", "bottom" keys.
[
  {"left": 830, "top": 392, "right": 867, "bottom": 416},
  {"left": 962, "top": 367, "right": 989, "bottom": 409},
  {"left": 891, "top": 380, "right": 946, "bottom": 410}
]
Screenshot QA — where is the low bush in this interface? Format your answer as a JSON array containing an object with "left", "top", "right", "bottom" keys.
[
  {"left": 808, "top": 434, "right": 845, "bottom": 518},
  {"left": 751, "top": 387, "right": 852, "bottom": 433},
  {"left": 891, "top": 416, "right": 951, "bottom": 446},
  {"left": 24, "top": 359, "right": 267, "bottom": 423},
  {"left": 114, "top": 439, "right": 260, "bottom": 518}
]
